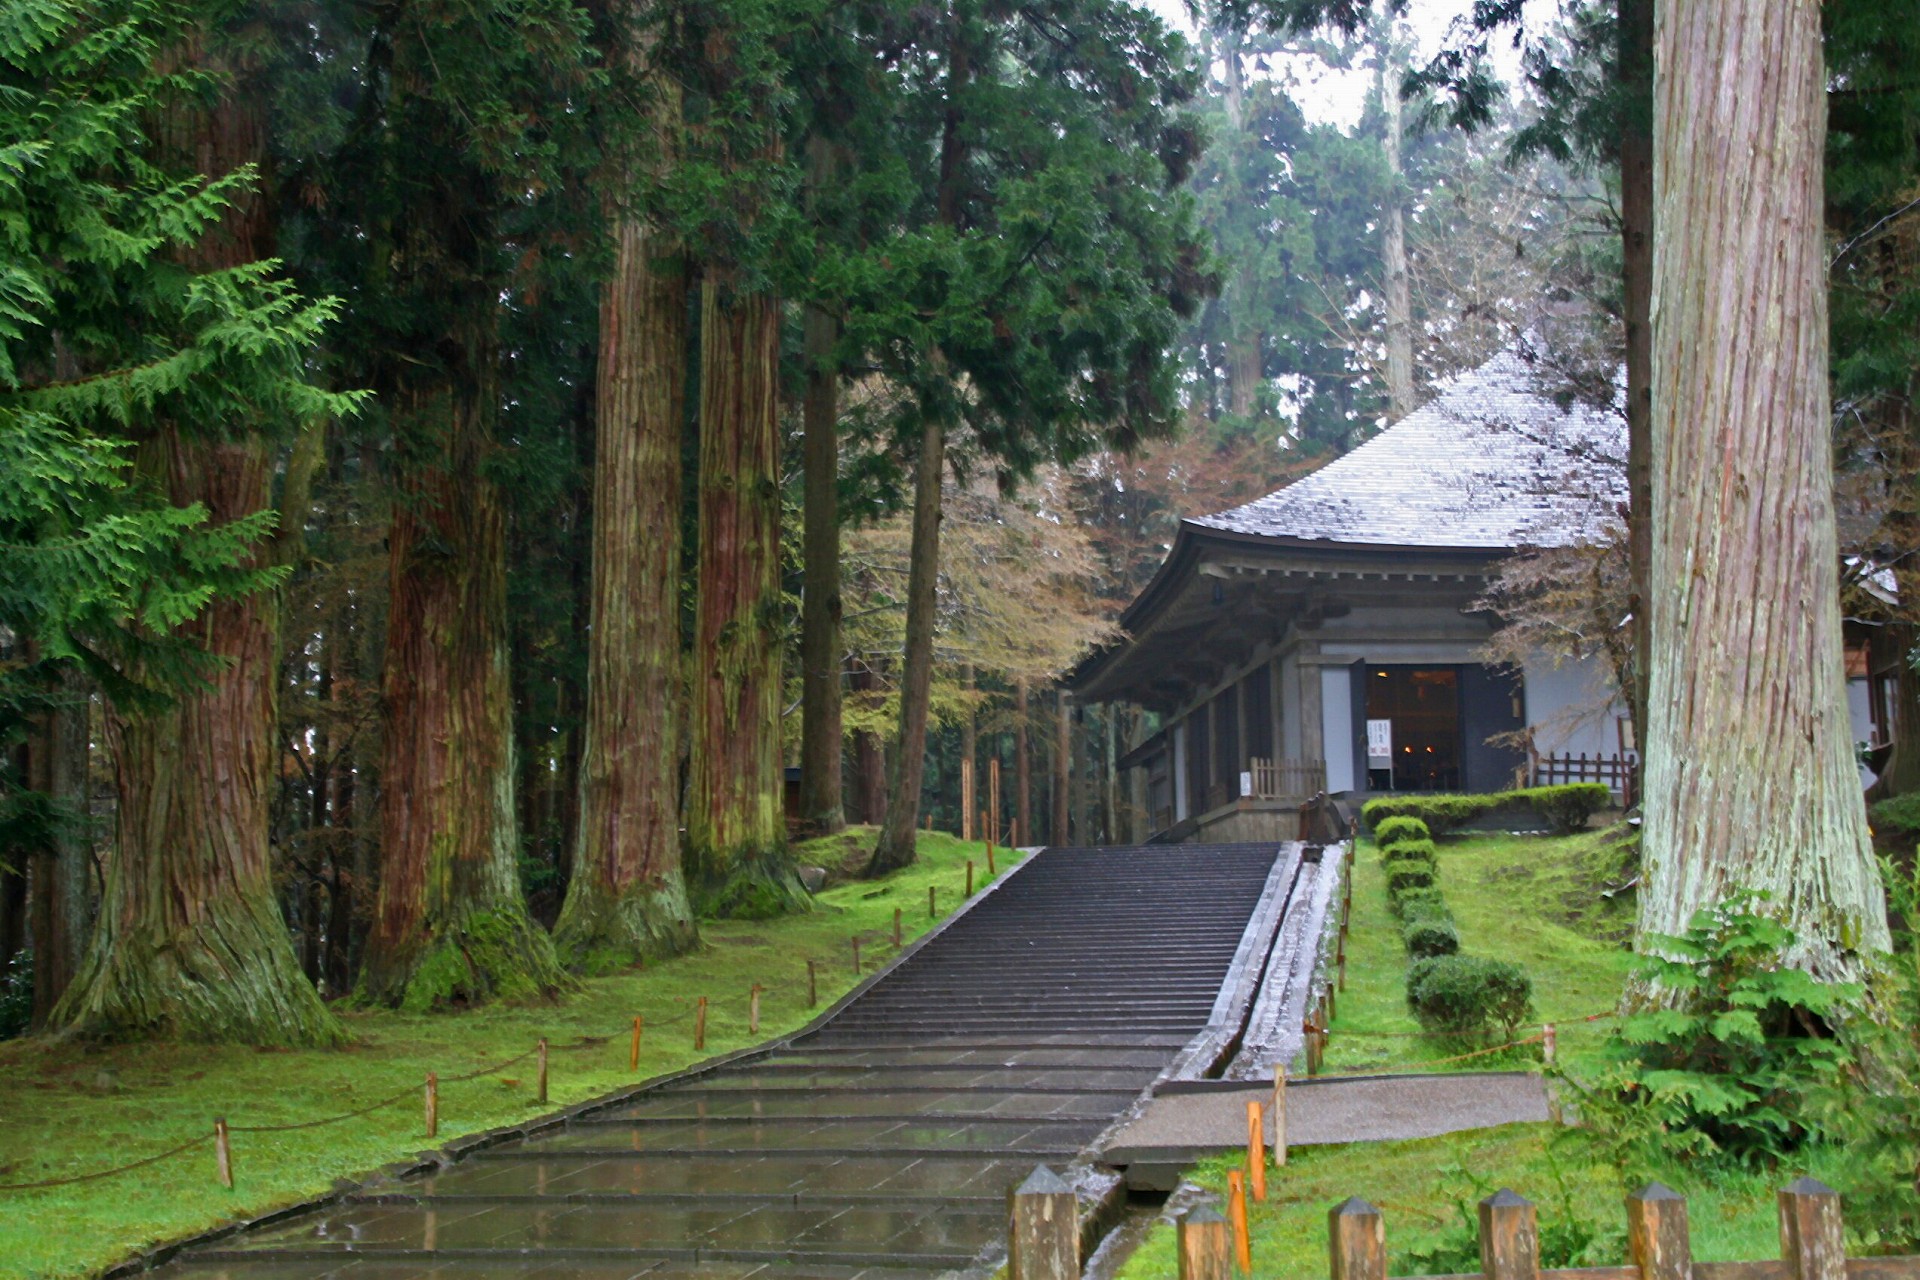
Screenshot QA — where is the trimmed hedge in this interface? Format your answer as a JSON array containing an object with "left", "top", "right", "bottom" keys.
[
  {"left": 1372, "top": 816, "right": 1431, "bottom": 849},
  {"left": 1402, "top": 916, "right": 1460, "bottom": 958},
  {"left": 1380, "top": 838, "right": 1437, "bottom": 868},
  {"left": 1385, "top": 863, "right": 1437, "bottom": 899},
  {"left": 1406, "top": 954, "right": 1533, "bottom": 1041},
  {"left": 1391, "top": 885, "right": 1449, "bottom": 920},
  {"left": 1362, "top": 783, "right": 1613, "bottom": 836}
]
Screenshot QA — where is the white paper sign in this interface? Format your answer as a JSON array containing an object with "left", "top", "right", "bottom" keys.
[
  {"left": 1366, "top": 718, "right": 1393, "bottom": 762},
  {"left": 1238, "top": 770, "right": 1252, "bottom": 798}
]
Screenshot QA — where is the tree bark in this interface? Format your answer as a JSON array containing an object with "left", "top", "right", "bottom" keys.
[
  {"left": 685, "top": 272, "right": 806, "bottom": 915},
  {"left": 27, "top": 671, "right": 90, "bottom": 1027},
  {"left": 1053, "top": 689, "right": 1070, "bottom": 845},
  {"left": 1619, "top": 0, "right": 1654, "bottom": 746},
  {"left": 1378, "top": 28, "right": 1415, "bottom": 422},
  {"left": 554, "top": 82, "right": 699, "bottom": 967},
  {"left": 867, "top": 416, "right": 945, "bottom": 874},
  {"left": 799, "top": 141, "right": 846, "bottom": 836},
  {"left": 1639, "top": 0, "right": 1889, "bottom": 982},
  {"left": 1014, "top": 679, "right": 1031, "bottom": 846}
]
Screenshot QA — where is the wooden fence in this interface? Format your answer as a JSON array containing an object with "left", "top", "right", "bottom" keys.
[
  {"left": 1250, "top": 757, "right": 1328, "bottom": 801},
  {"left": 1530, "top": 751, "right": 1638, "bottom": 806}
]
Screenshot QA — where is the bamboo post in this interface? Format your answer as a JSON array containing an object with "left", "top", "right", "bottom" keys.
[
  {"left": 929, "top": 885, "right": 937, "bottom": 918},
  {"left": 1542, "top": 1023, "right": 1557, "bottom": 1065},
  {"left": 630, "top": 1016, "right": 643, "bottom": 1072},
  {"left": 1328, "top": 1198, "right": 1386, "bottom": 1280},
  {"left": 1627, "top": 1184, "right": 1691, "bottom": 1280},
  {"left": 694, "top": 996, "right": 708, "bottom": 1050},
  {"left": 807, "top": 960, "right": 818, "bottom": 1008},
  {"left": 1478, "top": 1189, "right": 1541, "bottom": 1280},
  {"left": 536, "top": 1038, "right": 549, "bottom": 1104},
  {"left": 425, "top": 1071, "right": 439, "bottom": 1138},
  {"left": 1178, "top": 1204, "right": 1232, "bottom": 1280},
  {"left": 1273, "top": 1066, "right": 1288, "bottom": 1167},
  {"left": 749, "top": 984, "right": 762, "bottom": 1034},
  {"left": 1779, "top": 1178, "right": 1845, "bottom": 1280},
  {"left": 1227, "top": 1169, "right": 1252, "bottom": 1273},
  {"left": 851, "top": 935, "right": 862, "bottom": 975},
  {"left": 1246, "top": 1100, "right": 1266, "bottom": 1202},
  {"left": 1006, "top": 1165, "right": 1078, "bottom": 1280},
  {"left": 893, "top": 907, "right": 903, "bottom": 948},
  {"left": 966, "top": 860, "right": 975, "bottom": 897},
  {"left": 214, "top": 1117, "right": 233, "bottom": 1190}
]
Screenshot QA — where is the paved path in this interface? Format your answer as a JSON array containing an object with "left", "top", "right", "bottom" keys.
[{"left": 143, "top": 844, "right": 1298, "bottom": 1280}]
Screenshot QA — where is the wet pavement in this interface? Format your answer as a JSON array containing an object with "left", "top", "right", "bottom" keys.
[{"left": 147, "top": 845, "right": 1288, "bottom": 1280}]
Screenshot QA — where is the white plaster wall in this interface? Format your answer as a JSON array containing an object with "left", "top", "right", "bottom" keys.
[
  {"left": 1278, "top": 653, "right": 1303, "bottom": 758},
  {"left": 1849, "top": 677, "right": 1877, "bottom": 790},
  {"left": 1173, "top": 720, "right": 1189, "bottom": 820},
  {"left": 1521, "top": 653, "right": 1623, "bottom": 757},
  {"left": 1322, "top": 665, "right": 1355, "bottom": 792}
]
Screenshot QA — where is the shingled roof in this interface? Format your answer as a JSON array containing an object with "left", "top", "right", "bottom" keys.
[{"left": 1189, "top": 344, "right": 1626, "bottom": 551}]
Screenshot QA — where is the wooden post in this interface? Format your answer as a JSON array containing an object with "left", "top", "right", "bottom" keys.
[
  {"left": 1478, "top": 1189, "right": 1541, "bottom": 1280},
  {"left": 1627, "top": 1183, "right": 1691, "bottom": 1280},
  {"left": 694, "top": 996, "right": 707, "bottom": 1050},
  {"left": 1272, "top": 1066, "right": 1288, "bottom": 1167},
  {"left": 214, "top": 1117, "right": 233, "bottom": 1189},
  {"left": 851, "top": 935, "right": 862, "bottom": 974},
  {"left": 1178, "top": 1204, "right": 1231, "bottom": 1280},
  {"left": 1326, "top": 983, "right": 1337, "bottom": 1024},
  {"left": 1006, "top": 1165, "right": 1078, "bottom": 1280},
  {"left": 1542, "top": 1023, "right": 1557, "bottom": 1065},
  {"left": 749, "top": 983, "right": 762, "bottom": 1034},
  {"left": 979, "top": 810, "right": 988, "bottom": 850},
  {"left": 1246, "top": 1100, "right": 1266, "bottom": 1202},
  {"left": 1329, "top": 1197, "right": 1386, "bottom": 1280},
  {"left": 929, "top": 885, "right": 937, "bottom": 918},
  {"left": 425, "top": 1071, "right": 439, "bottom": 1138},
  {"left": 893, "top": 907, "right": 903, "bottom": 948},
  {"left": 535, "top": 1038, "right": 549, "bottom": 1104},
  {"left": 989, "top": 756, "right": 1001, "bottom": 848},
  {"left": 988, "top": 842, "right": 996, "bottom": 875},
  {"left": 966, "top": 860, "right": 975, "bottom": 897},
  {"left": 1779, "top": 1177, "right": 1845, "bottom": 1280},
  {"left": 1227, "top": 1168, "right": 1252, "bottom": 1273},
  {"left": 807, "top": 960, "right": 818, "bottom": 1008},
  {"left": 630, "top": 1016, "right": 643, "bottom": 1072},
  {"left": 1337, "top": 938, "right": 1348, "bottom": 992}
]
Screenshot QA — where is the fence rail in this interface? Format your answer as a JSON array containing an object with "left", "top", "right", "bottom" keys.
[
  {"left": 1250, "top": 757, "right": 1328, "bottom": 801},
  {"left": 1530, "top": 751, "right": 1639, "bottom": 805}
]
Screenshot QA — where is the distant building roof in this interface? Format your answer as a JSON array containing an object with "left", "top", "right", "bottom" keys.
[{"left": 1189, "top": 344, "right": 1626, "bottom": 552}]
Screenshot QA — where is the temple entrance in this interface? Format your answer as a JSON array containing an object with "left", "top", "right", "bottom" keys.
[{"left": 1364, "top": 666, "right": 1462, "bottom": 791}]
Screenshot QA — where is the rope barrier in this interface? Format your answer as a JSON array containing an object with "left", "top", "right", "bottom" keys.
[
  {"left": 1326, "top": 1011, "right": 1616, "bottom": 1040},
  {"left": 0, "top": 1132, "right": 214, "bottom": 1193}
]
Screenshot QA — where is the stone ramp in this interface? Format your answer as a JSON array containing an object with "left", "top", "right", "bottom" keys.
[{"left": 142, "top": 844, "right": 1297, "bottom": 1280}]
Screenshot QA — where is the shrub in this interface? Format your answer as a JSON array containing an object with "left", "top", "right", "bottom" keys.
[
  {"left": 1868, "top": 791, "right": 1920, "bottom": 850},
  {"left": 1403, "top": 916, "right": 1460, "bottom": 959},
  {"left": 1381, "top": 838, "right": 1438, "bottom": 868},
  {"left": 1392, "top": 885, "right": 1449, "bottom": 920},
  {"left": 1372, "top": 816, "right": 1431, "bottom": 849},
  {"left": 1386, "top": 863, "right": 1437, "bottom": 899},
  {"left": 1406, "top": 954, "right": 1533, "bottom": 1042},
  {"left": 1511, "top": 783, "right": 1612, "bottom": 835},
  {"left": 1363, "top": 793, "right": 1501, "bottom": 836}
]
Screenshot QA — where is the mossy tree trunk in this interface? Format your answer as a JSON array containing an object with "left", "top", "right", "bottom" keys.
[
  {"left": 798, "top": 137, "right": 846, "bottom": 836},
  {"left": 1638, "top": 0, "right": 1889, "bottom": 983},
  {"left": 555, "top": 86, "right": 699, "bottom": 968},
  {"left": 1619, "top": 0, "right": 1655, "bottom": 746},
  {"left": 26, "top": 668, "right": 88, "bottom": 1027},
  {"left": 685, "top": 272, "right": 806, "bottom": 917}
]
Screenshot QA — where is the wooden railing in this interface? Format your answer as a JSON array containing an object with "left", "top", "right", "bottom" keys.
[
  {"left": 1250, "top": 757, "right": 1327, "bottom": 800},
  {"left": 1531, "top": 751, "right": 1638, "bottom": 805}
]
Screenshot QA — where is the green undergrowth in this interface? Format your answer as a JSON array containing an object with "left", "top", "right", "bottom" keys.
[{"left": 0, "top": 828, "right": 1013, "bottom": 1280}]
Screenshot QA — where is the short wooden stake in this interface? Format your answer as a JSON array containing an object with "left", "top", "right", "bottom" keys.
[
  {"left": 893, "top": 907, "right": 903, "bottom": 948},
  {"left": 630, "top": 1016, "right": 642, "bottom": 1072},
  {"left": 1246, "top": 1100, "right": 1266, "bottom": 1201},
  {"left": 536, "top": 1037, "right": 549, "bottom": 1104},
  {"left": 1779, "top": 1177, "right": 1844, "bottom": 1280},
  {"left": 807, "top": 959, "right": 818, "bottom": 1008},
  {"left": 694, "top": 996, "right": 707, "bottom": 1050},
  {"left": 988, "top": 843, "right": 996, "bottom": 875},
  {"left": 424, "top": 1071, "right": 439, "bottom": 1138},
  {"left": 1478, "top": 1189, "right": 1540, "bottom": 1280},
  {"left": 1326, "top": 984, "right": 1337, "bottom": 1024},
  {"left": 851, "top": 935, "right": 862, "bottom": 975},
  {"left": 1227, "top": 1169, "right": 1252, "bottom": 1273},
  {"left": 929, "top": 884, "right": 937, "bottom": 918},
  {"left": 1542, "top": 1023, "right": 1557, "bottom": 1065},
  {"left": 966, "top": 860, "right": 975, "bottom": 897},
  {"left": 749, "top": 983, "right": 762, "bottom": 1034},
  {"left": 1007, "top": 1164, "right": 1078, "bottom": 1280},
  {"left": 1626, "top": 1183, "right": 1691, "bottom": 1280},
  {"left": 1272, "top": 1066, "right": 1288, "bottom": 1167},
  {"left": 214, "top": 1117, "right": 233, "bottom": 1189},
  {"left": 1328, "top": 1197, "right": 1386, "bottom": 1280},
  {"left": 1337, "top": 939, "right": 1348, "bottom": 991},
  {"left": 1178, "top": 1204, "right": 1232, "bottom": 1280}
]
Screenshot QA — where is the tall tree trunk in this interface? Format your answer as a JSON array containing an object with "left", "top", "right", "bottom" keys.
[
  {"left": 959, "top": 663, "right": 977, "bottom": 838},
  {"left": 1053, "top": 689, "right": 1070, "bottom": 845},
  {"left": 1639, "top": 0, "right": 1889, "bottom": 982},
  {"left": 1619, "top": 0, "right": 1654, "bottom": 746},
  {"left": 359, "top": 366, "right": 567, "bottom": 1008},
  {"left": 850, "top": 665, "right": 887, "bottom": 824},
  {"left": 866, "top": 417, "right": 945, "bottom": 875},
  {"left": 1014, "top": 679, "right": 1031, "bottom": 846},
  {"left": 555, "top": 94, "right": 698, "bottom": 966},
  {"left": 51, "top": 41, "right": 339, "bottom": 1044},
  {"left": 27, "top": 671, "right": 90, "bottom": 1027},
  {"left": 1378, "top": 27, "right": 1415, "bottom": 422},
  {"left": 799, "top": 142, "right": 846, "bottom": 836},
  {"left": 685, "top": 273, "right": 805, "bottom": 916}
]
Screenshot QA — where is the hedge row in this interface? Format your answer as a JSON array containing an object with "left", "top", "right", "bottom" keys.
[
  {"left": 1375, "top": 817, "right": 1534, "bottom": 1043},
  {"left": 1361, "top": 782, "right": 1612, "bottom": 837}
]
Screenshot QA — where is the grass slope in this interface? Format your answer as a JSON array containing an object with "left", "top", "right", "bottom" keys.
[
  {"left": 0, "top": 828, "right": 1013, "bottom": 1280},
  {"left": 1113, "top": 828, "right": 1797, "bottom": 1280}
]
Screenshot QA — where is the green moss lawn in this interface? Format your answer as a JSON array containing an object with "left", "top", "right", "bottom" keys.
[
  {"left": 0, "top": 828, "right": 1013, "bottom": 1280},
  {"left": 1113, "top": 827, "right": 1829, "bottom": 1280}
]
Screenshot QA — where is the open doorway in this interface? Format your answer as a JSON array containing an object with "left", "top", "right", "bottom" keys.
[{"left": 1364, "top": 666, "right": 1462, "bottom": 791}]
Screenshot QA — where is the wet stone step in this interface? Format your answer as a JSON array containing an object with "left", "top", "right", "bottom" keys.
[
  {"left": 659, "top": 1067, "right": 1153, "bottom": 1090},
  {"left": 757, "top": 1047, "right": 1174, "bottom": 1069},
  {"left": 591, "top": 1091, "right": 1124, "bottom": 1121},
  {"left": 413, "top": 1153, "right": 1038, "bottom": 1200},
  {"left": 491, "top": 1117, "right": 1098, "bottom": 1155},
  {"left": 156, "top": 1264, "right": 964, "bottom": 1280}
]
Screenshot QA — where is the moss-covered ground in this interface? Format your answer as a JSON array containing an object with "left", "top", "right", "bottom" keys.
[
  {"left": 0, "top": 828, "right": 1014, "bottom": 1280},
  {"left": 1112, "top": 826, "right": 1834, "bottom": 1280}
]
